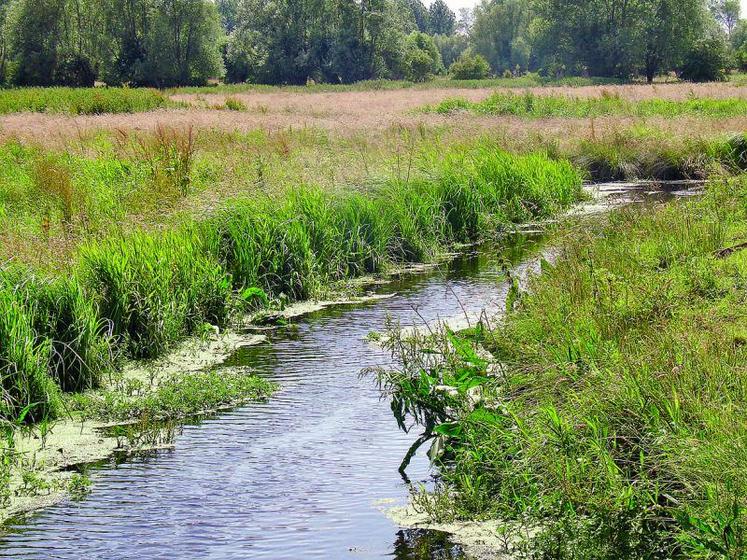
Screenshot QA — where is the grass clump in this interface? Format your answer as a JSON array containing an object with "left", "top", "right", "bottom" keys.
[
  {"left": 430, "top": 90, "right": 747, "bottom": 119},
  {"left": 0, "top": 286, "right": 61, "bottom": 422},
  {"left": 0, "top": 87, "right": 169, "bottom": 115},
  {"left": 570, "top": 130, "right": 747, "bottom": 181},
  {"left": 0, "top": 144, "right": 582, "bottom": 424},
  {"left": 67, "top": 369, "right": 275, "bottom": 423},
  {"left": 379, "top": 179, "right": 747, "bottom": 558},
  {"left": 80, "top": 227, "right": 232, "bottom": 360}
]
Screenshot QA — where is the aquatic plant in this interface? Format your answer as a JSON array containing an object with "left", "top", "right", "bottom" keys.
[
  {"left": 378, "top": 178, "right": 747, "bottom": 558},
  {"left": 0, "top": 145, "right": 582, "bottom": 423}
]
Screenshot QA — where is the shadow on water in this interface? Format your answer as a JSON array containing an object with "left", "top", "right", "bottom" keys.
[{"left": 0, "top": 183, "right": 697, "bottom": 560}]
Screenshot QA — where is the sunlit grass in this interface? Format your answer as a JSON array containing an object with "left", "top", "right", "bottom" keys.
[
  {"left": 0, "top": 87, "right": 172, "bottom": 115},
  {"left": 379, "top": 178, "right": 747, "bottom": 557},
  {"left": 430, "top": 90, "right": 747, "bottom": 119}
]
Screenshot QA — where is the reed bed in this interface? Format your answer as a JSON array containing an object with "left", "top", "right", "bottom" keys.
[
  {"left": 0, "top": 145, "right": 582, "bottom": 423},
  {"left": 378, "top": 178, "right": 747, "bottom": 558}
]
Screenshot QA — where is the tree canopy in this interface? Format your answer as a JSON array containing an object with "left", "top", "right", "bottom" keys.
[{"left": 0, "top": 0, "right": 738, "bottom": 86}]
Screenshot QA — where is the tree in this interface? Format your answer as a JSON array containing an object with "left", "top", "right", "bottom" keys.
[
  {"left": 471, "top": 0, "right": 530, "bottom": 74},
  {"left": 146, "top": 0, "right": 225, "bottom": 87},
  {"left": 710, "top": 0, "right": 740, "bottom": 37},
  {"left": 680, "top": 34, "right": 731, "bottom": 82},
  {"left": 449, "top": 50, "right": 490, "bottom": 79},
  {"left": 641, "top": 0, "right": 706, "bottom": 83},
  {"left": 433, "top": 33, "right": 468, "bottom": 68},
  {"left": 100, "top": 0, "right": 224, "bottom": 87},
  {"left": 404, "top": 31, "right": 443, "bottom": 81},
  {"left": 403, "top": 0, "right": 429, "bottom": 32},
  {"left": 428, "top": 0, "right": 455, "bottom": 35},
  {"left": 6, "top": 0, "right": 66, "bottom": 85},
  {"left": 531, "top": 0, "right": 709, "bottom": 80},
  {"left": 217, "top": 0, "right": 240, "bottom": 32},
  {"left": 456, "top": 7, "right": 473, "bottom": 35}
]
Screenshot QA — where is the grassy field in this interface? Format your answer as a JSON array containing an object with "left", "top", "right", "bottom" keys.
[
  {"left": 2, "top": 77, "right": 747, "bottom": 538},
  {"left": 0, "top": 87, "right": 171, "bottom": 115},
  {"left": 379, "top": 179, "right": 747, "bottom": 558},
  {"left": 0, "top": 76, "right": 619, "bottom": 116},
  {"left": 429, "top": 91, "right": 747, "bottom": 119}
]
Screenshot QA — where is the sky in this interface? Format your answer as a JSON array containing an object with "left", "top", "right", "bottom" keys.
[{"left": 443, "top": 0, "right": 478, "bottom": 13}]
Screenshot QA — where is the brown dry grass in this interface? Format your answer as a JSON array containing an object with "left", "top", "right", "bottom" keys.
[
  {"left": 1, "top": 82, "right": 746, "bottom": 144},
  {"left": 3, "top": 81, "right": 747, "bottom": 268}
]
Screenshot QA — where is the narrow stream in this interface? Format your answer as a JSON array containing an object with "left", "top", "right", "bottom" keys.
[{"left": 0, "top": 184, "right": 696, "bottom": 560}]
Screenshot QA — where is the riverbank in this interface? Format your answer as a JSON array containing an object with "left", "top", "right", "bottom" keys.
[
  {"left": 0, "top": 146, "right": 582, "bottom": 524},
  {"left": 379, "top": 176, "right": 747, "bottom": 558}
]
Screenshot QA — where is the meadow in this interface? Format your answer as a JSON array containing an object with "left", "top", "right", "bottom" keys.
[
  {"left": 2, "top": 78, "right": 747, "bottom": 550},
  {"left": 429, "top": 90, "right": 747, "bottom": 119}
]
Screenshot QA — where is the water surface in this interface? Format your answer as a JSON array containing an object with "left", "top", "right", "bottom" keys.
[{"left": 0, "top": 184, "right": 688, "bottom": 559}]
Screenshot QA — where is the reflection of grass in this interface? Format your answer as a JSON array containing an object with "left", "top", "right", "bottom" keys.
[
  {"left": 0, "top": 87, "right": 171, "bottom": 115},
  {"left": 380, "top": 178, "right": 747, "bottom": 557},
  {"left": 430, "top": 90, "right": 747, "bottom": 119}
]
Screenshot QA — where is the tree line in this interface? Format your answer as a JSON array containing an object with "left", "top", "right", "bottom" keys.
[{"left": 0, "top": 0, "right": 742, "bottom": 88}]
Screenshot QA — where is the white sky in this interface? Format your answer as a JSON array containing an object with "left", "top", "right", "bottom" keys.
[{"left": 442, "top": 0, "right": 477, "bottom": 12}]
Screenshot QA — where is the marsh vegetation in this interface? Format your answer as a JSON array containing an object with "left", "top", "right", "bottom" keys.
[{"left": 1, "top": 15, "right": 747, "bottom": 553}]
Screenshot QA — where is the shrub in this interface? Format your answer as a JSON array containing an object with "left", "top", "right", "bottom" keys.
[
  {"left": 405, "top": 32, "right": 445, "bottom": 82},
  {"left": 449, "top": 52, "right": 490, "bottom": 80},
  {"left": 680, "top": 36, "right": 731, "bottom": 82},
  {"left": 53, "top": 54, "right": 96, "bottom": 87}
]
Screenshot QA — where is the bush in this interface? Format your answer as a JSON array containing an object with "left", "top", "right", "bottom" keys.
[
  {"left": 405, "top": 32, "right": 445, "bottom": 82},
  {"left": 53, "top": 54, "right": 96, "bottom": 87},
  {"left": 449, "top": 52, "right": 490, "bottom": 80},
  {"left": 680, "top": 36, "right": 730, "bottom": 82}
]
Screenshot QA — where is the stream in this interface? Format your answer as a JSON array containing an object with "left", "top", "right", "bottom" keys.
[{"left": 0, "top": 183, "right": 698, "bottom": 560}]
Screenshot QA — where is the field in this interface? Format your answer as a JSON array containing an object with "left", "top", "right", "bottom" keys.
[{"left": 2, "top": 77, "right": 747, "bottom": 554}]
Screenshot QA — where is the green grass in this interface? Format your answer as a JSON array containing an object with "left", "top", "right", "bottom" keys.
[
  {"left": 379, "top": 179, "right": 747, "bottom": 558},
  {"left": 567, "top": 129, "right": 747, "bottom": 181},
  {"left": 173, "top": 74, "right": 621, "bottom": 95},
  {"left": 67, "top": 369, "right": 275, "bottom": 423},
  {"left": 0, "top": 144, "right": 582, "bottom": 423},
  {"left": 0, "top": 87, "right": 170, "bottom": 115},
  {"left": 429, "top": 90, "right": 747, "bottom": 119}
]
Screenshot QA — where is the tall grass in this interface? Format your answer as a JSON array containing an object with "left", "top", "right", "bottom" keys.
[
  {"left": 0, "top": 284, "right": 61, "bottom": 422},
  {"left": 0, "top": 145, "right": 582, "bottom": 423},
  {"left": 379, "top": 179, "right": 747, "bottom": 558},
  {"left": 0, "top": 87, "right": 169, "bottom": 115},
  {"left": 431, "top": 90, "right": 747, "bottom": 119}
]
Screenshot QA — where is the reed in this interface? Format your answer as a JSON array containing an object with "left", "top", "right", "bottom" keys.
[
  {"left": 0, "top": 145, "right": 583, "bottom": 423},
  {"left": 378, "top": 178, "right": 747, "bottom": 557}
]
